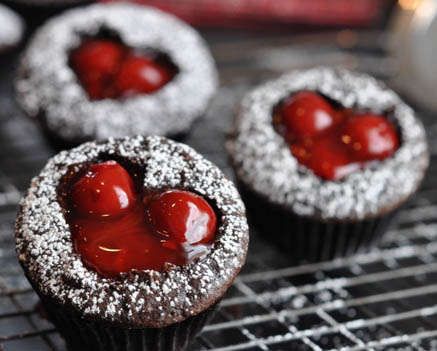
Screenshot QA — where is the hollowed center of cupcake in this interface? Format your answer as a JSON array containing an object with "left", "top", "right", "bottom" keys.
[
  {"left": 273, "top": 91, "right": 400, "bottom": 181},
  {"left": 70, "top": 38, "right": 177, "bottom": 100},
  {"left": 62, "top": 160, "right": 217, "bottom": 277}
]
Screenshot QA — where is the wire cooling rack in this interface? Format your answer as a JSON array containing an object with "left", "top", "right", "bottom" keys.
[{"left": 1, "top": 27, "right": 437, "bottom": 351}]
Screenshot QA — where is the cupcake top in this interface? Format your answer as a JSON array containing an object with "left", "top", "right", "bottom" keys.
[
  {"left": 16, "top": 3, "right": 218, "bottom": 143},
  {"left": 0, "top": 4, "right": 24, "bottom": 52},
  {"left": 16, "top": 136, "right": 249, "bottom": 328},
  {"left": 228, "top": 67, "right": 429, "bottom": 221}
]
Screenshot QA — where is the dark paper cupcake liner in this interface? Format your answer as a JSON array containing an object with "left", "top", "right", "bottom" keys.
[
  {"left": 40, "top": 296, "right": 217, "bottom": 351},
  {"left": 38, "top": 117, "right": 191, "bottom": 152},
  {"left": 238, "top": 181, "right": 398, "bottom": 263}
]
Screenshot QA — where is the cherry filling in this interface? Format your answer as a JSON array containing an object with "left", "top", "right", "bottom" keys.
[
  {"left": 70, "top": 39, "right": 176, "bottom": 100},
  {"left": 274, "top": 91, "right": 400, "bottom": 181},
  {"left": 64, "top": 161, "right": 217, "bottom": 278}
]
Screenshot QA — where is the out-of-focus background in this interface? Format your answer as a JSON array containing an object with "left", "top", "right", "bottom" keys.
[
  {"left": 1, "top": 1, "right": 437, "bottom": 350},
  {"left": 100, "top": 0, "right": 437, "bottom": 112}
]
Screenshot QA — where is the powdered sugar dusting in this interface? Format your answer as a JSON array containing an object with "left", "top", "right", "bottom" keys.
[
  {"left": 228, "top": 67, "right": 429, "bottom": 220},
  {"left": 15, "top": 3, "right": 218, "bottom": 143},
  {"left": 15, "top": 136, "right": 248, "bottom": 328}
]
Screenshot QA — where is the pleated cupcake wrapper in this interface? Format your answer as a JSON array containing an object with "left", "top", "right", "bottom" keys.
[
  {"left": 239, "top": 182, "right": 397, "bottom": 263},
  {"left": 40, "top": 297, "right": 216, "bottom": 351},
  {"left": 268, "top": 213, "right": 395, "bottom": 263}
]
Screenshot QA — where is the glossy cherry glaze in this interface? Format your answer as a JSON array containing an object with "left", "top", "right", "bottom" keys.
[
  {"left": 274, "top": 91, "right": 400, "bottom": 181},
  {"left": 66, "top": 161, "right": 217, "bottom": 278},
  {"left": 279, "top": 91, "right": 339, "bottom": 140},
  {"left": 70, "top": 39, "right": 175, "bottom": 100},
  {"left": 70, "top": 40, "right": 125, "bottom": 100},
  {"left": 146, "top": 190, "right": 217, "bottom": 245},
  {"left": 342, "top": 114, "right": 399, "bottom": 162},
  {"left": 115, "top": 55, "right": 173, "bottom": 96},
  {"left": 71, "top": 161, "right": 136, "bottom": 218}
]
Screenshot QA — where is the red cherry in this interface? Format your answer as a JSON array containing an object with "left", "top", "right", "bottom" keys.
[
  {"left": 71, "top": 161, "right": 136, "bottom": 218},
  {"left": 72, "top": 204, "right": 185, "bottom": 277},
  {"left": 280, "top": 91, "right": 337, "bottom": 140},
  {"left": 342, "top": 114, "right": 399, "bottom": 162},
  {"left": 276, "top": 90, "right": 401, "bottom": 181},
  {"left": 115, "top": 55, "right": 173, "bottom": 96},
  {"left": 145, "top": 190, "right": 217, "bottom": 245},
  {"left": 68, "top": 160, "right": 218, "bottom": 277},
  {"left": 70, "top": 40, "right": 125, "bottom": 100},
  {"left": 294, "top": 134, "right": 360, "bottom": 181}
]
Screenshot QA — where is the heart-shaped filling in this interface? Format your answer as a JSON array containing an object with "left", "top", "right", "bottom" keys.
[
  {"left": 63, "top": 160, "right": 217, "bottom": 278},
  {"left": 273, "top": 91, "right": 400, "bottom": 180},
  {"left": 70, "top": 39, "right": 176, "bottom": 100}
]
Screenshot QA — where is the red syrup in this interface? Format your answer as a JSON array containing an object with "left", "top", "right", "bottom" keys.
[
  {"left": 70, "top": 39, "right": 175, "bottom": 100},
  {"left": 67, "top": 161, "right": 217, "bottom": 278},
  {"left": 275, "top": 91, "right": 400, "bottom": 181},
  {"left": 114, "top": 55, "right": 173, "bottom": 96}
]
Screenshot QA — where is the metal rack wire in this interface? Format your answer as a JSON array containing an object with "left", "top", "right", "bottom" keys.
[{"left": 1, "top": 29, "right": 437, "bottom": 350}]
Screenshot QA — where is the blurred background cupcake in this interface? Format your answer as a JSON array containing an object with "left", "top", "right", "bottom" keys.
[
  {"left": 15, "top": 3, "right": 218, "bottom": 148},
  {"left": 228, "top": 67, "right": 429, "bottom": 262},
  {"left": 0, "top": 4, "right": 24, "bottom": 55}
]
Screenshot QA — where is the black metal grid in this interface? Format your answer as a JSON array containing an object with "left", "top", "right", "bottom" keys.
[{"left": 1, "top": 27, "right": 437, "bottom": 350}]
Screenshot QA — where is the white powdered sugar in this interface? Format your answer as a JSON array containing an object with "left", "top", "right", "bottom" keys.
[
  {"left": 228, "top": 67, "right": 429, "bottom": 220},
  {"left": 15, "top": 3, "right": 218, "bottom": 142},
  {"left": 15, "top": 136, "right": 249, "bottom": 328}
]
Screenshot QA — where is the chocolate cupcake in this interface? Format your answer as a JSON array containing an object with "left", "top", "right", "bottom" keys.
[
  {"left": 227, "top": 67, "right": 428, "bottom": 262},
  {"left": 15, "top": 135, "right": 248, "bottom": 351},
  {"left": 15, "top": 3, "right": 218, "bottom": 146},
  {"left": 0, "top": 4, "right": 24, "bottom": 54}
]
